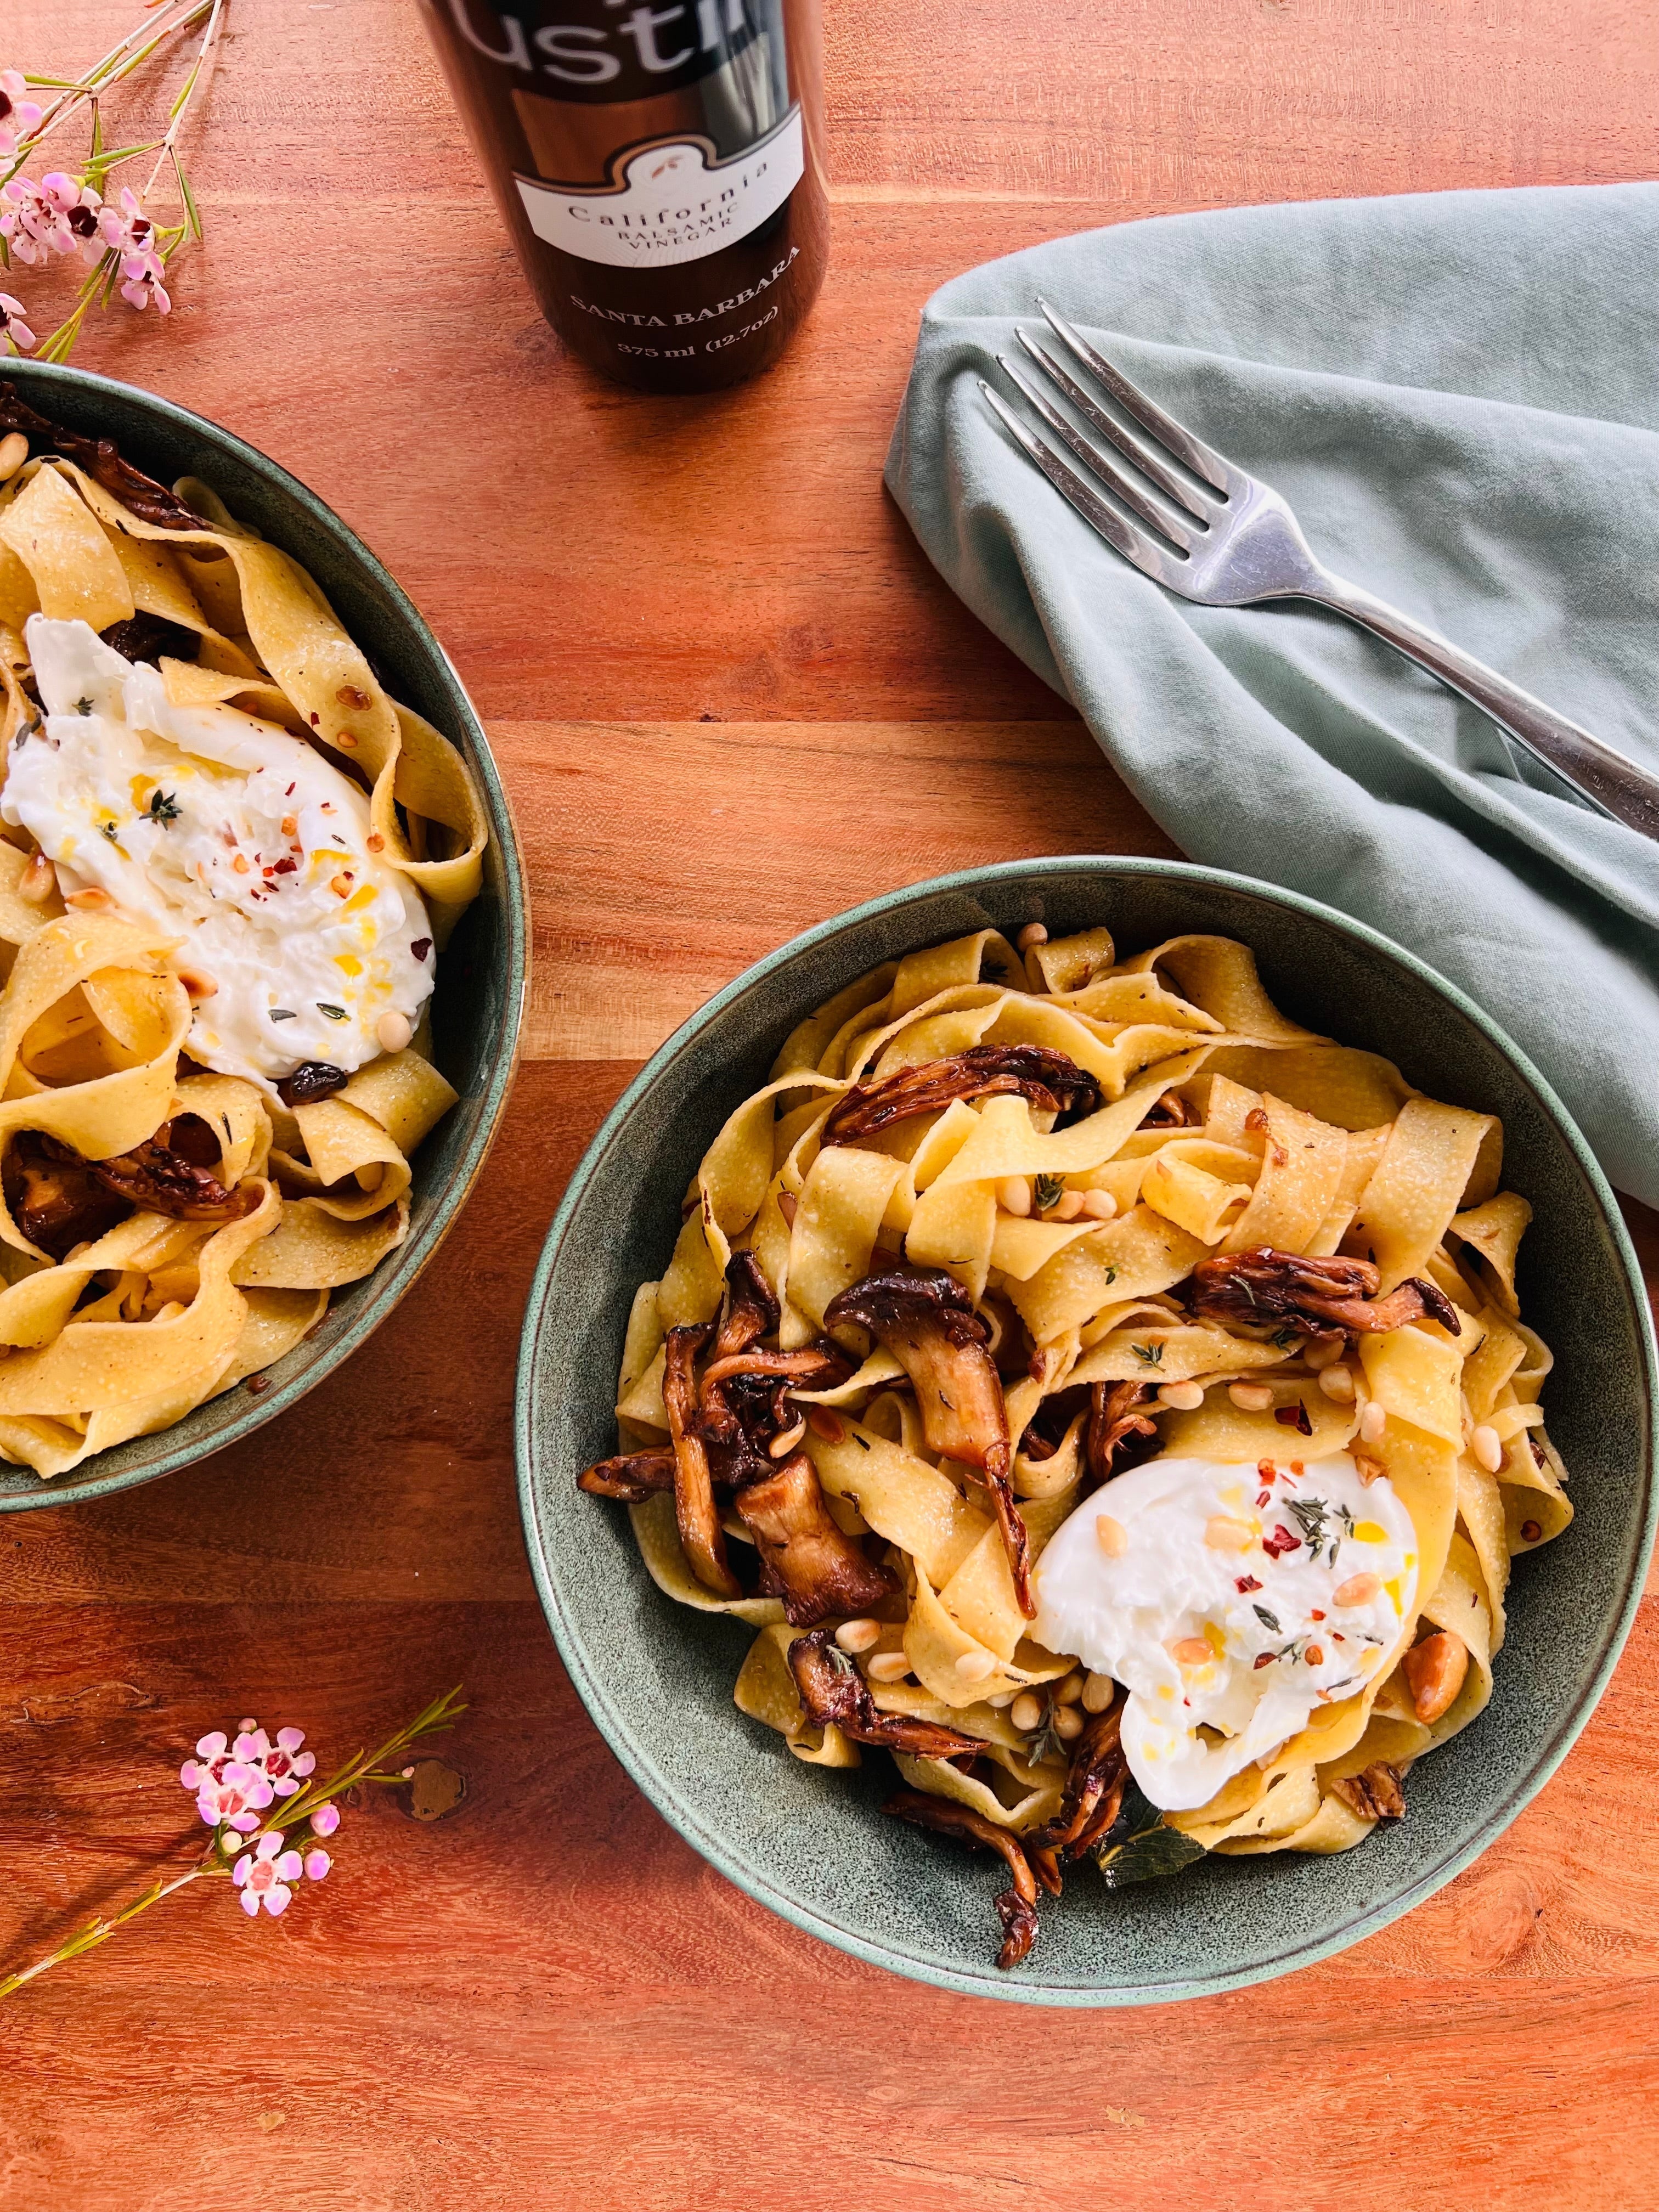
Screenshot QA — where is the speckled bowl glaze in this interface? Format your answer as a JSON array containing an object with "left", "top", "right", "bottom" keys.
[
  {"left": 517, "top": 859, "right": 1655, "bottom": 2005},
  {"left": 0, "top": 363, "right": 526, "bottom": 1512}
]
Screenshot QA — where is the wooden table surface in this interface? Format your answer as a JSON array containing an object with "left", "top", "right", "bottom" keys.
[{"left": 4, "top": 2, "right": 1657, "bottom": 2204}]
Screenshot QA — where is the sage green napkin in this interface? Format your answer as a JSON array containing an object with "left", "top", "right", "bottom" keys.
[{"left": 885, "top": 184, "right": 1659, "bottom": 1208}]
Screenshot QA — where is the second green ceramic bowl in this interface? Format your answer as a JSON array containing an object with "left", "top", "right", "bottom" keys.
[
  {"left": 517, "top": 859, "right": 1655, "bottom": 2004},
  {"left": 0, "top": 363, "right": 526, "bottom": 1511}
]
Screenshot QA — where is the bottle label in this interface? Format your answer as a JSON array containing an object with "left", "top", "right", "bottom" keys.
[{"left": 515, "top": 103, "right": 801, "bottom": 268}]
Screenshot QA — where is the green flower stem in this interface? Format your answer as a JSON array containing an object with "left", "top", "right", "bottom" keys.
[
  {"left": 0, "top": 1848, "right": 231, "bottom": 2000},
  {"left": 3, "top": 1, "right": 211, "bottom": 194}
]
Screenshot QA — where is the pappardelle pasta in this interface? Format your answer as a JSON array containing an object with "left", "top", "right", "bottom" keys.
[
  {"left": 0, "top": 391, "right": 487, "bottom": 1479},
  {"left": 580, "top": 922, "right": 1570, "bottom": 1969}
]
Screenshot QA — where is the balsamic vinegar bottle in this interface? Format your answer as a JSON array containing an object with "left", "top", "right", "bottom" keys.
[{"left": 419, "top": 0, "right": 829, "bottom": 393}]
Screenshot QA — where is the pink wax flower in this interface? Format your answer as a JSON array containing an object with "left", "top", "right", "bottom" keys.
[
  {"left": 0, "top": 70, "right": 43, "bottom": 160},
  {"left": 303, "top": 1849, "right": 332, "bottom": 1883},
  {"left": 309, "top": 1802, "right": 340, "bottom": 1838},
  {"left": 97, "top": 184, "right": 155, "bottom": 260},
  {"left": 0, "top": 173, "right": 99, "bottom": 266},
  {"left": 0, "top": 294, "right": 34, "bottom": 353},
  {"left": 119, "top": 246, "right": 170, "bottom": 315},
  {"left": 193, "top": 1760, "right": 273, "bottom": 1837},
  {"left": 233, "top": 1832, "right": 304, "bottom": 1918},
  {"left": 259, "top": 1726, "right": 316, "bottom": 1797}
]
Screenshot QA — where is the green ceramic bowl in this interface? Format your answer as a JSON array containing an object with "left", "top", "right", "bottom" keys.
[
  {"left": 518, "top": 859, "right": 1656, "bottom": 2005},
  {"left": 0, "top": 363, "right": 526, "bottom": 1512}
]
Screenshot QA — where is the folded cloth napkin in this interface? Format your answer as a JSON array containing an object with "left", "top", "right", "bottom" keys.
[{"left": 885, "top": 183, "right": 1659, "bottom": 1209}]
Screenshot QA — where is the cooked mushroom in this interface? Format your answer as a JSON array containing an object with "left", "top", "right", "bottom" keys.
[
  {"left": 1139, "top": 1088, "right": 1197, "bottom": 1128},
  {"left": 1186, "top": 1247, "right": 1462, "bottom": 1340},
  {"left": 81, "top": 1119, "right": 259, "bottom": 1224},
  {"left": 276, "top": 1062, "right": 349, "bottom": 1109},
  {"left": 577, "top": 1447, "right": 678, "bottom": 1502},
  {"left": 0, "top": 384, "right": 202, "bottom": 529},
  {"left": 1026, "top": 1700, "right": 1128, "bottom": 1859},
  {"left": 823, "top": 1268, "right": 1033, "bottom": 1617},
  {"left": 662, "top": 1324, "right": 741, "bottom": 1599},
  {"left": 788, "top": 1627, "right": 989, "bottom": 1758},
  {"left": 711, "top": 1250, "right": 780, "bottom": 1362},
  {"left": 2, "top": 1132, "right": 131, "bottom": 1259},
  {"left": 1330, "top": 1761, "right": 1406, "bottom": 1822},
  {"left": 733, "top": 1451, "right": 896, "bottom": 1626},
  {"left": 822, "top": 1044, "right": 1102, "bottom": 1147},
  {"left": 99, "top": 612, "right": 200, "bottom": 666},
  {"left": 883, "top": 1788, "right": 1042, "bottom": 1970},
  {"left": 1086, "top": 1380, "right": 1158, "bottom": 1486}
]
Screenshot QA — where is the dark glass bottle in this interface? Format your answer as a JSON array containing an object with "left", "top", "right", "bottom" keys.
[{"left": 419, "top": 0, "right": 828, "bottom": 393}]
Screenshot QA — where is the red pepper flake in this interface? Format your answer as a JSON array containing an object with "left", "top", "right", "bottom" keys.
[
  {"left": 1261, "top": 1525, "right": 1302, "bottom": 1559},
  {"left": 1234, "top": 1575, "right": 1262, "bottom": 1593},
  {"left": 309, "top": 714, "right": 320, "bottom": 727},
  {"left": 1310, "top": 1609, "right": 1325, "bottom": 1621},
  {"left": 410, "top": 937, "right": 432, "bottom": 962},
  {"left": 1290, "top": 1460, "right": 1305, "bottom": 1475},
  {"left": 274, "top": 856, "right": 297, "bottom": 874},
  {"left": 1253, "top": 1652, "right": 1276, "bottom": 1671},
  {"left": 1331, "top": 1632, "right": 1346, "bottom": 1643},
  {"left": 262, "top": 866, "right": 276, "bottom": 878},
  {"left": 1520, "top": 1519, "right": 1543, "bottom": 1542},
  {"left": 1255, "top": 1490, "right": 1271, "bottom": 1508},
  {"left": 1275, "top": 1402, "right": 1313, "bottom": 1436},
  {"left": 285, "top": 783, "right": 296, "bottom": 796},
  {"left": 1257, "top": 1458, "right": 1278, "bottom": 1482}
]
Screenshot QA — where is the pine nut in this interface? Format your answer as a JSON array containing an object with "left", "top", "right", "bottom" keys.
[
  {"left": 1318, "top": 1364, "right": 1356, "bottom": 1402},
  {"left": 376, "top": 1010, "right": 413, "bottom": 1054},
  {"left": 768, "top": 1417, "right": 806, "bottom": 1458},
  {"left": 1205, "top": 1515, "right": 1254, "bottom": 1551},
  {"left": 834, "top": 1618, "right": 881, "bottom": 1654},
  {"left": 19, "top": 850, "right": 56, "bottom": 905},
  {"left": 1470, "top": 1424, "right": 1503, "bottom": 1473},
  {"left": 176, "top": 968, "right": 218, "bottom": 1000},
  {"left": 866, "top": 1651, "right": 912, "bottom": 1684},
  {"left": 1358, "top": 1400, "right": 1386, "bottom": 1444},
  {"left": 1081, "top": 1671, "right": 1115, "bottom": 1714},
  {"left": 996, "top": 1176, "right": 1032, "bottom": 1217},
  {"left": 1229, "top": 1382, "right": 1273, "bottom": 1412},
  {"left": 1404, "top": 1629, "right": 1468, "bottom": 1723},
  {"left": 1017, "top": 922, "right": 1048, "bottom": 951},
  {"left": 806, "top": 1406, "right": 844, "bottom": 1444},
  {"left": 1167, "top": 1637, "right": 1214, "bottom": 1667},
  {"left": 955, "top": 1649, "right": 996, "bottom": 1683},
  {"left": 1094, "top": 1513, "right": 1127, "bottom": 1558},
  {"left": 1080, "top": 1189, "right": 1116, "bottom": 1221},
  {"left": 1052, "top": 1188, "right": 1085, "bottom": 1221},
  {"left": 1158, "top": 1380, "right": 1204, "bottom": 1411},
  {"left": 64, "top": 887, "right": 110, "bottom": 909},
  {"left": 1305, "top": 1336, "right": 1345, "bottom": 1370},
  {"left": 1053, "top": 1671, "right": 1084, "bottom": 1705},
  {"left": 0, "top": 431, "right": 27, "bottom": 482},
  {"left": 1009, "top": 1691, "right": 1044, "bottom": 1731},
  {"left": 1333, "top": 1572, "right": 1382, "bottom": 1607},
  {"left": 1053, "top": 1704, "right": 1085, "bottom": 1740},
  {"left": 986, "top": 1691, "right": 1015, "bottom": 1709}
]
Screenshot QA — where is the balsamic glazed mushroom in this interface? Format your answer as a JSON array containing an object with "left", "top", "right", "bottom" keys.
[
  {"left": 824, "top": 1267, "right": 1035, "bottom": 1618},
  {"left": 883, "top": 1788, "right": 1042, "bottom": 1969},
  {"left": 733, "top": 1451, "right": 896, "bottom": 1626},
  {"left": 1330, "top": 1761, "right": 1406, "bottom": 1822},
  {"left": 0, "top": 383, "right": 202, "bottom": 530},
  {"left": 1186, "top": 1247, "right": 1462, "bottom": 1341},
  {"left": 81, "top": 1118, "right": 259, "bottom": 1224},
  {"left": 3, "top": 1133, "right": 132, "bottom": 1259},
  {"left": 821, "top": 1044, "right": 1102, "bottom": 1147},
  {"left": 99, "top": 612, "right": 200, "bottom": 666},
  {"left": 1085, "top": 1380, "right": 1159, "bottom": 1486},
  {"left": 576, "top": 1447, "right": 678, "bottom": 1502},
  {"left": 710, "top": 1250, "right": 779, "bottom": 1362},
  {"left": 1026, "top": 1701, "right": 1128, "bottom": 1860},
  {"left": 788, "top": 1627, "right": 988, "bottom": 1759},
  {"left": 662, "top": 1323, "right": 742, "bottom": 1600}
]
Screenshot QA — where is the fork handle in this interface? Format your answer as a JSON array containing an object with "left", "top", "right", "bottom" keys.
[{"left": 1305, "top": 572, "right": 1659, "bottom": 840}]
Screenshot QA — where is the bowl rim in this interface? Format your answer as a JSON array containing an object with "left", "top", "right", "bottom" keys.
[
  {"left": 516, "top": 854, "right": 1658, "bottom": 2006},
  {"left": 0, "top": 360, "right": 528, "bottom": 1512}
]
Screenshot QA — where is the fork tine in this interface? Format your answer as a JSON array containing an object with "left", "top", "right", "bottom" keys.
[
  {"left": 1001, "top": 349, "right": 1204, "bottom": 550},
  {"left": 1036, "top": 300, "right": 1232, "bottom": 495},
  {"left": 1013, "top": 330, "right": 1213, "bottom": 524},
  {"left": 977, "top": 381, "right": 1187, "bottom": 587}
]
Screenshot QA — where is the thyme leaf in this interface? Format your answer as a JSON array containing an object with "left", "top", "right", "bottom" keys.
[
  {"left": 1132, "top": 1342, "right": 1165, "bottom": 1367},
  {"left": 1034, "top": 1173, "right": 1064, "bottom": 1212}
]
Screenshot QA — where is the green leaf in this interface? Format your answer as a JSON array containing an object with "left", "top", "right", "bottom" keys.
[
  {"left": 1034, "top": 1173, "right": 1064, "bottom": 1212},
  {"left": 1093, "top": 1780, "right": 1209, "bottom": 1889},
  {"left": 1131, "top": 1341, "right": 1164, "bottom": 1366}
]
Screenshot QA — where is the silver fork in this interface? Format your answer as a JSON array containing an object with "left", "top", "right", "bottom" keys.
[{"left": 981, "top": 302, "right": 1659, "bottom": 840}]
